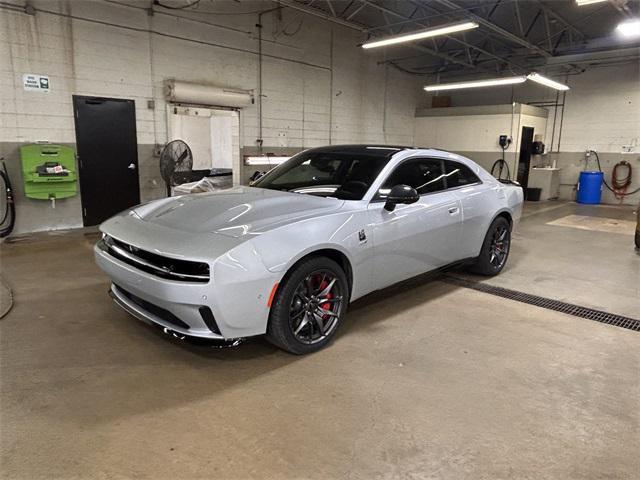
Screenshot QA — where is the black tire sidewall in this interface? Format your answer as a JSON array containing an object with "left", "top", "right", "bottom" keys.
[
  {"left": 473, "top": 217, "right": 511, "bottom": 276},
  {"left": 267, "top": 256, "right": 348, "bottom": 354}
]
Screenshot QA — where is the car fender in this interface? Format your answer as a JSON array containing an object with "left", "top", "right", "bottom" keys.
[{"left": 247, "top": 209, "right": 372, "bottom": 300}]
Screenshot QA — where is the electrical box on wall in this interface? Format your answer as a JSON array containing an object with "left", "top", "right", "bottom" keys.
[
  {"left": 20, "top": 144, "right": 78, "bottom": 200},
  {"left": 499, "top": 135, "right": 511, "bottom": 149}
]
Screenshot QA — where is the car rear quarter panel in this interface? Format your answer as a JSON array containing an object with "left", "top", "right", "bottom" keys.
[{"left": 456, "top": 181, "right": 523, "bottom": 258}]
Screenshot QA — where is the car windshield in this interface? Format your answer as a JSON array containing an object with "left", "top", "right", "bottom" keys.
[{"left": 252, "top": 147, "right": 400, "bottom": 200}]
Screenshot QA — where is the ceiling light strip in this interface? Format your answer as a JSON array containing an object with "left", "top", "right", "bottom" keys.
[
  {"left": 526, "top": 73, "right": 570, "bottom": 91},
  {"left": 423, "top": 76, "right": 526, "bottom": 92},
  {"left": 576, "top": 0, "right": 608, "bottom": 5},
  {"left": 245, "top": 156, "right": 291, "bottom": 166},
  {"left": 362, "top": 21, "right": 479, "bottom": 49},
  {"left": 616, "top": 19, "right": 640, "bottom": 38}
]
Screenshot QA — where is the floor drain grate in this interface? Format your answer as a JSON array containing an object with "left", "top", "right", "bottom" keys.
[{"left": 443, "top": 275, "right": 640, "bottom": 332}]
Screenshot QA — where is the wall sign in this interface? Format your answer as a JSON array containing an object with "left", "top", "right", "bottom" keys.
[{"left": 23, "top": 74, "right": 50, "bottom": 92}]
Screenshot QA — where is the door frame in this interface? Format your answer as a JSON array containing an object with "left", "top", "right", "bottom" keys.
[
  {"left": 73, "top": 95, "right": 140, "bottom": 226},
  {"left": 517, "top": 125, "right": 535, "bottom": 194},
  {"left": 165, "top": 103, "right": 243, "bottom": 186}
]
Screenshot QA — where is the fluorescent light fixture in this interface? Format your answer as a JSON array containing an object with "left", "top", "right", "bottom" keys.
[
  {"left": 526, "top": 73, "right": 570, "bottom": 91},
  {"left": 576, "top": 0, "right": 608, "bottom": 5},
  {"left": 362, "top": 21, "right": 478, "bottom": 49},
  {"left": 244, "top": 156, "right": 291, "bottom": 166},
  {"left": 616, "top": 19, "right": 640, "bottom": 38},
  {"left": 424, "top": 76, "right": 526, "bottom": 92}
]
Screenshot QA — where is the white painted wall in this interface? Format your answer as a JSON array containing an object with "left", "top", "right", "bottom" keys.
[
  {"left": 548, "top": 64, "right": 639, "bottom": 155},
  {"left": 1, "top": 0, "right": 420, "bottom": 149},
  {"left": 419, "top": 63, "right": 640, "bottom": 204},
  {"left": 0, "top": 0, "right": 422, "bottom": 233},
  {"left": 415, "top": 114, "right": 515, "bottom": 153},
  {"left": 414, "top": 106, "right": 548, "bottom": 175}
]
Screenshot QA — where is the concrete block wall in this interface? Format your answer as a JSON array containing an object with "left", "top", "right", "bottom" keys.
[
  {"left": 420, "top": 62, "right": 640, "bottom": 205},
  {"left": 0, "top": 0, "right": 421, "bottom": 234}
]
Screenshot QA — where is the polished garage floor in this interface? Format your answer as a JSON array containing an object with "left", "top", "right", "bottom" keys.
[{"left": 1, "top": 202, "right": 638, "bottom": 479}]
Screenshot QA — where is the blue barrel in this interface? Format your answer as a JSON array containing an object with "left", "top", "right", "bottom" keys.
[{"left": 576, "top": 171, "right": 604, "bottom": 204}]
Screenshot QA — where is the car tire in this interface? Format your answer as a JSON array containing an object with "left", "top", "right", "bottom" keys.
[
  {"left": 468, "top": 216, "right": 512, "bottom": 276},
  {"left": 266, "top": 256, "right": 348, "bottom": 355}
]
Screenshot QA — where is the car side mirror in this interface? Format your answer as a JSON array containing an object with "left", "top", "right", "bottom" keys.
[
  {"left": 249, "top": 170, "right": 266, "bottom": 184},
  {"left": 384, "top": 184, "right": 419, "bottom": 212}
]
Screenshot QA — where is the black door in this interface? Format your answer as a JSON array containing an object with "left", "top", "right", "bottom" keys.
[
  {"left": 517, "top": 126, "right": 534, "bottom": 195},
  {"left": 73, "top": 96, "right": 140, "bottom": 226}
]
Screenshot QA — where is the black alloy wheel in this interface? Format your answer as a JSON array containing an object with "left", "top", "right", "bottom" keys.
[
  {"left": 267, "top": 256, "right": 348, "bottom": 354},
  {"left": 469, "top": 216, "right": 512, "bottom": 276}
]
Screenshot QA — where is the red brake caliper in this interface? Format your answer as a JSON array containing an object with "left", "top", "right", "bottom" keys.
[{"left": 318, "top": 277, "right": 333, "bottom": 312}]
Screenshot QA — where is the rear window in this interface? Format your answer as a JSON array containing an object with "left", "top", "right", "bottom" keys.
[{"left": 444, "top": 160, "right": 480, "bottom": 188}]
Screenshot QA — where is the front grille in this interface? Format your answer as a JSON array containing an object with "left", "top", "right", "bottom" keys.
[
  {"left": 114, "top": 285, "right": 191, "bottom": 330},
  {"left": 99, "top": 235, "right": 209, "bottom": 283}
]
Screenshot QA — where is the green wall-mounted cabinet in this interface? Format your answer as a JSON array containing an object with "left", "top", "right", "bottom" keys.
[{"left": 20, "top": 144, "right": 78, "bottom": 200}]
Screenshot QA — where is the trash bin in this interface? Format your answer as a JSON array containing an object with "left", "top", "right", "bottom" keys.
[{"left": 526, "top": 188, "right": 542, "bottom": 201}]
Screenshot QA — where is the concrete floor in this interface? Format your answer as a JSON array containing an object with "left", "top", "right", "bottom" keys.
[
  {"left": 1, "top": 202, "right": 639, "bottom": 479},
  {"left": 463, "top": 201, "right": 640, "bottom": 318}
]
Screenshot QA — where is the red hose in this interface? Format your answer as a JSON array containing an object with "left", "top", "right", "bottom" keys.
[{"left": 611, "top": 161, "right": 632, "bottom": 201}]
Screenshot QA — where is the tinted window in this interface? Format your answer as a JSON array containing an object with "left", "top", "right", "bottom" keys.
[
  {"left": 444, "top": 161, "right": 480, "bottom": 188},
  {"left": 253, "top": 148, "right": 398, "bottom": 200},
  {"left": 379, "top": 158, "right": 445, "bottom": 197}
]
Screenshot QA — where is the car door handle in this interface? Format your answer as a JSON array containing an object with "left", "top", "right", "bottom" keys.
[
  {"left": 448, "top": 207, "right": 459, "bottom": 215},
  {"left": 128, "top": 163, "right": 136, "bottom": 170}
]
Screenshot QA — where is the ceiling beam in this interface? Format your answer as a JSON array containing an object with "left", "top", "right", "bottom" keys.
[
  {"left": 432, "top": 0, "right": 553, "bottom": 57},
  {"left": 276, "top": 0, "right": 364, "bottom": 30},
  {"left": 355, "top": 0, "right": 524, "bottom": 72},
  {"left": 536, "top": 1, "right": 586, "bottom": 40},
  {"left": 276, "top": 0, "right": 481, "bottom": 71},
  {"left": 345, "top": 2, "right": 366, "bottom": 21},
  {"left": 545, "top": 46, "right": 639, "bottom": 66}
]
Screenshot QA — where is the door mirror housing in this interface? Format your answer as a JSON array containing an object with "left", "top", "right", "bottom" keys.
[
  {"left": 249, "top": 170, "right": 266, "bottom": 184},
  {"left": 384, "top": 184, "right": 419, "bottom": 212}
]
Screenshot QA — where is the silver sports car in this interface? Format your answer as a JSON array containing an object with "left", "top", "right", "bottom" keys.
[{"left": 95, "top": 145, "right": 523, "bottom": 354}]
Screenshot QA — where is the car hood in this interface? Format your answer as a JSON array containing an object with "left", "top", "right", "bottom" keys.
[{"left": 131, "top": 186, "right": 345, "bottom": 238}]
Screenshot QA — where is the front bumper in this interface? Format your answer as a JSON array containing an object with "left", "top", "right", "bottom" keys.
[{"left": 96, "top": 244, "right": 226, "bottom": 339}]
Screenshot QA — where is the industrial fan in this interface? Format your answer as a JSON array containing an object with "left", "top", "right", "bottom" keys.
[{"left": 159, "top": 139, "right": 194, "bottom": 197}]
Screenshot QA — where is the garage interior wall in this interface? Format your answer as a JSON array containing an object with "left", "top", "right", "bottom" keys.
[
  {"left": 167, "top": 106, "right": 240, "bottom": 176},
  {"left": 414, "top": 104, "right": 548, "bottom": 177},
  {"left": 418, "top": 62, "right": 640, "bottom": 205},
  {"left": 0, "top": 0, "right": 421, "bottom": 234}
]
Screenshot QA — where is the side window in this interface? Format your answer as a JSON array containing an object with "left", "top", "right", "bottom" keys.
[
  {"left": 443, "top": 161, "right": 481, "bottom": 188},
  {"left": 379, "top": 158, "right": 445, "bottom": 197}
]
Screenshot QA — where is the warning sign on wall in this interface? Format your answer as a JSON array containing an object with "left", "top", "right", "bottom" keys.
[{"left": 23, "top": 74, "right": 50, "bottom": 92}]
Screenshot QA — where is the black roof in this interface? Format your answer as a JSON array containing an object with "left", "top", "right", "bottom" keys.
[{"left": 304, "top": 144, "right": 418, "bottom": 158}]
